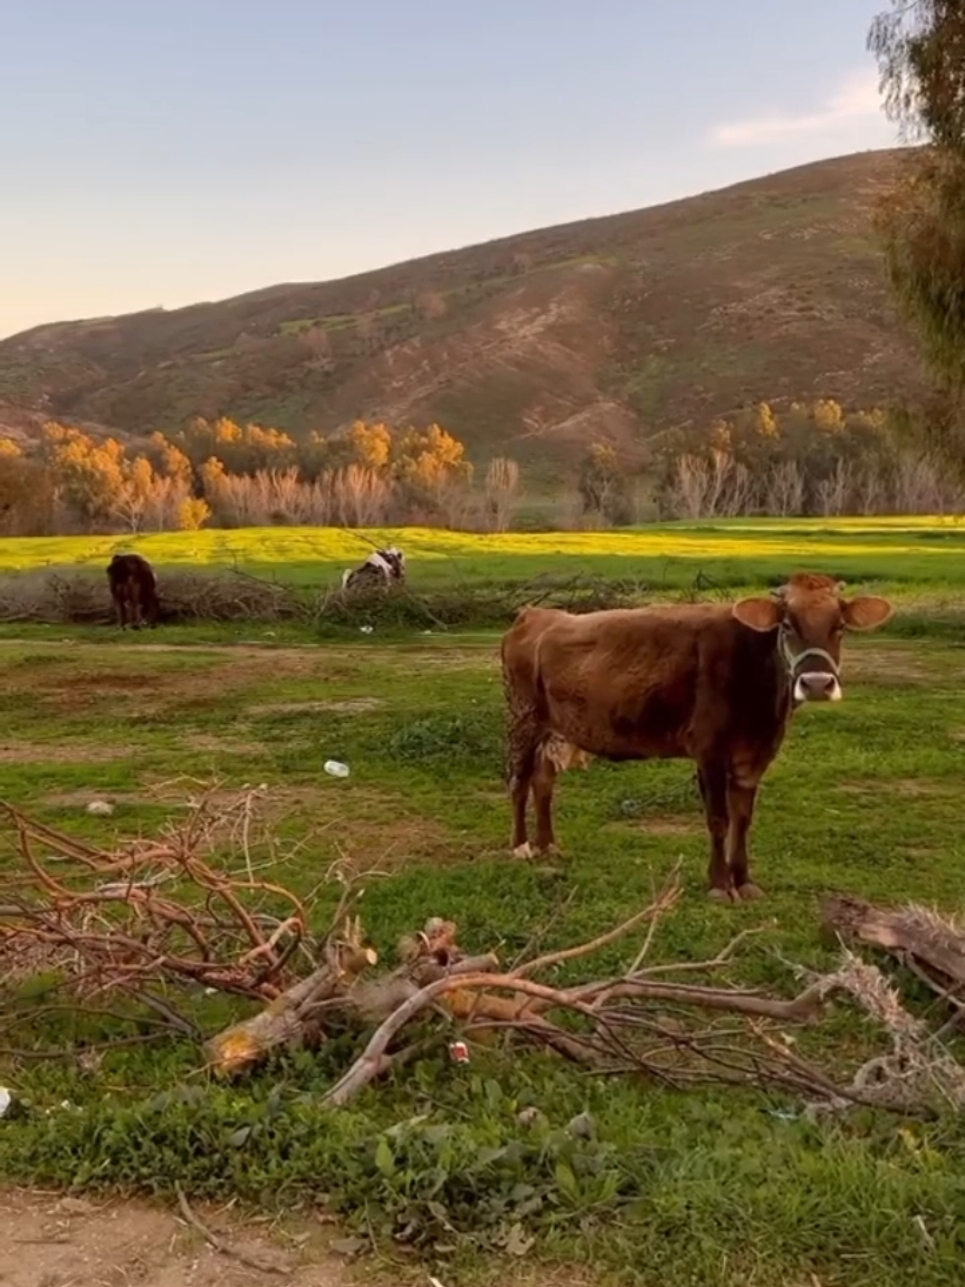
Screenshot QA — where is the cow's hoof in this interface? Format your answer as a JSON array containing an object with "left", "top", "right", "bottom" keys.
[
  {"left": 512, "top": 843, "right": 534, "bottom": 860},
  {"left": 736, "top": 882, "right": 765, "bottom": 902},
  {"left": 536, "top": 842, "right": 561, "bottom": 858},
  {"left": 708, "top": 886, "right": 737, "bottom": 903}
]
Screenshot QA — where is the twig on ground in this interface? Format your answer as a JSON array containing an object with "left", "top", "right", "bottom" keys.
[{"left": 174, "top": 1183, "right": 292, "bottom": 1276}]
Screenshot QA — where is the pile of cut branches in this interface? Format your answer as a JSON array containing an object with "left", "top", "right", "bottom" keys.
[
  {"left": 2, "top": 792, "right": 965, "bottom": 1117},
  {"left": 0, "top": 568, "right": 310, "bottom": 625}
]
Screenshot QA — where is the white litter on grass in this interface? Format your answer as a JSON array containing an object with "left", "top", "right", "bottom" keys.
[
  {"left": 324, "top": 760, "right": 350, "bottom": 778},
  {"left": 86, "top": 800, "right": 114, "bottom": 816}
]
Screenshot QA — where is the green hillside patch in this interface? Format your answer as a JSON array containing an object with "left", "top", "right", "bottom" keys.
[{"left": 0, "top": 150, "right": 917, "bottom": 467}]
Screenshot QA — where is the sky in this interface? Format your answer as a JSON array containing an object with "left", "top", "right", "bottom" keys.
[{"left": 0, "top": 0, "right": 901, "bottom": 339}]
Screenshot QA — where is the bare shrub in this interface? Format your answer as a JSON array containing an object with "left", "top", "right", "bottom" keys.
[
  {"left": 765, "top": 460, "right": 805, "bottom": 517},
  {"left": 327, "top": 464, "right": 395, "bottom": 527},
  {"left": 483, "top": 457, "right": 521, "bottom": 532},
  {"left": 200, "top": 466, "right": 394, "bottom": 528},
  {"left": 667, "top": 450, "right": 746, "bottom": 519},
  {"left": 816, "top": 459, "right": 854, "bottom": 517}
]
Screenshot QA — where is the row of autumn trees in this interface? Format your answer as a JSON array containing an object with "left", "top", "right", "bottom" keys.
[
  {"left": 0, "top": 394, "right": 959, "bottom": 537},
  {"left": 0, "top": 418, "right": 524, "bottom": 535},
  {"left": 584, "top": 396, "right": 965, "bottom": 523}
]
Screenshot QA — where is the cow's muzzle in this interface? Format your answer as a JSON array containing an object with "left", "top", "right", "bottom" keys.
[
  {"left": 780, "top": 634, "right": 842, "bottom": 704},
  {"left": 794, "top": 670, "right": 842, "bottom": 703}
]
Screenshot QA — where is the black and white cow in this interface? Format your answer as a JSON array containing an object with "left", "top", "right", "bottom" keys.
[{"left": 341, "top": 546, "right": 406, "bottom": 591}]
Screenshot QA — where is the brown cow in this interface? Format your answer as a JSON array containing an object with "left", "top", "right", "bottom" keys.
[
  {"left": 500, "top": 573, "right": 892, "bottom": 901},
  {"left": 107, "top": 553, "right": 160, "bottom": 630}
]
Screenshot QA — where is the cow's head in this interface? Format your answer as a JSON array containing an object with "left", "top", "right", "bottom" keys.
[
  {"left": 732, "top": 573, "right": 892, "bottom": 704},
  {"left": 383, "top": 547, "right": 406, "bottom": 580}
]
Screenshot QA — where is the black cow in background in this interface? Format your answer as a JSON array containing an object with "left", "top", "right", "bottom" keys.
[{"left": 107, "top": 553, "right": 160, "bottom": 629}]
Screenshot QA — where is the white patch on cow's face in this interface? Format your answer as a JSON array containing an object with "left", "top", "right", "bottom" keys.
[{"left": 368, "top": 552, "right": 392, "bottom": 576}]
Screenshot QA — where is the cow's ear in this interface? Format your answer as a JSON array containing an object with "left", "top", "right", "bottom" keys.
[
  {"left": 732, "top": 597, "right": 783, "bottom": 632},
  {"left": 841, "top": 595, "right": 893, "bottom": 631}
]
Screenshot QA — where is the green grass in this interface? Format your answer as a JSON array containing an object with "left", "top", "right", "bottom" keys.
[
  {"left": 4, "top": 515, "right": 965, "bottom": 588},
  {"left": 2, "top": 520, "right": 965, "bottom": 1285}
]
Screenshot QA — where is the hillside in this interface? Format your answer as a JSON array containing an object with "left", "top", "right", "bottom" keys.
[{"left": 0, "top": 149, "right": 920, "bottom": 476}]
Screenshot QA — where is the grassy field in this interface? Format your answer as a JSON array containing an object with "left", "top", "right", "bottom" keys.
[
  {"left": 2, "top": 520, "right": 965, "bottom": 1286},
  {"left": 4, "top": 515, "right": 965, "bottom": 590}
]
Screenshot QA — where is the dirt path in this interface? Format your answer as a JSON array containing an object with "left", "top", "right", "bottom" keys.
[
  {"left": 0, "top": 637, "right": 494, "bottom": 657},
  {"left": 0, "top": 1190, "right": 354, "bottom": 1287},
  {"left": 0, "top": 638, "right": 320, "bottom": 657}
]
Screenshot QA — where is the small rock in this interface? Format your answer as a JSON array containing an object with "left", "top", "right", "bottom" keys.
[
  {"left": 516, "top": 1106, "right": 547, "bottom": 1129},
  {"left": 330, "top": 1236, "right": 366, "bottom": 1258},
  {"left": 55, "top": 1196, "right": 96, "bottom": 1216},
  {"left": 566, "top": 1110, "right": 596, "bottom": 1139},
  {"left": 86, "top": 800, "right": 114, "bottom": 816}
]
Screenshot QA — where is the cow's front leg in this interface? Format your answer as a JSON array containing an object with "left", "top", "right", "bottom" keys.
[
  {"left": 726, "top": 778, "right": 763, "bottom": 900},
  {"left": 699, "top": 762, "right": 734, "bottom": 901}
]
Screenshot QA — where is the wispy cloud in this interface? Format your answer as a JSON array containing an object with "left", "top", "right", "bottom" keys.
[{"left": 709, "top": 69, "right": 882, "bottom": 148}]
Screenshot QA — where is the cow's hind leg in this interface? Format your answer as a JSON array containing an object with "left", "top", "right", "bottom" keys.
[
  {"left": 727, "top": 776, "right": 763, "bottom": 901},
  {"left": 508, "top": 742, "right": 537, "bottom": 858},
  {"left": 699, "top": 761, "right": 734, "bottom": 901},
  {"left": 531, "top": 747, "right": 559, "bottom": 855}
]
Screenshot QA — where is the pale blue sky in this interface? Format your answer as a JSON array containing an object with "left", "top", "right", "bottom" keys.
[{"left": 0, "top": 0, "right": 898, "bottom": 339}]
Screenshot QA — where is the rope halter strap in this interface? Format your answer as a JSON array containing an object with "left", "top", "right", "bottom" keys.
[{"left": 778, "top": 624, "right": 839, "bottom": 682}]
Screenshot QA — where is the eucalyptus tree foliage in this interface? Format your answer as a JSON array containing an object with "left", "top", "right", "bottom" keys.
[{"left": 869, "top": 1, "right": 965, "bottom": 464}]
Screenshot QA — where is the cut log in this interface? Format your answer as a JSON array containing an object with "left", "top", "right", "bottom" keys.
[
  {"left": 204, "top": 938, "right": 377, "bottom": 1076},
  {"left": 823, "top": 894, "right": 965, "bottom": 999}
]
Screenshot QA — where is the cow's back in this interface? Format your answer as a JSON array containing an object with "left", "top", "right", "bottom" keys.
[{"left": 530, "top": 603, "right": 782, "bottom": 761}]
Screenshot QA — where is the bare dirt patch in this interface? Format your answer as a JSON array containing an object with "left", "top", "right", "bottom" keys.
[
  {"left": 186, "top": 733, "right": 268, "bottom": 755},
  {"left": 0, "top": 932, "right": 69, "bottom": 984},
  {"left": 901, "top": 846, "right": 942, "bottom": 860},
  {"left": 8, "top": 649, "right": 331, "bottom": 719},
  {"left": 391, "top": 648, "right": 496, "bottom": 673},
  {"left": 846, "top": 648, "right": 935, "bottom": 686},
  {"left": 617, "top": 815, "right": 702, "bottom": 837},
  {"left": 41, "top": 787, "right": 145, "bottom": 809},
  {"left": 0, "top": 741, "right": 131, "bottom": 765},
  {"left": 318, "top": 811, "right": 461, "bottom": 873},
  {"left": 838, "top": 778, "right": 955, "bottom": 798},
  {"left": 0, "top": 1190, "right": 595, "bottom": 1287},
  {"left": 248, "top": 698, "right": 383, "bottom": 717},
  {"left": 0, "top": 1189, "right": 351, "bottom": 1287},
  {"left": 57, "top": 781, "right": 465, "bottom": 875}
]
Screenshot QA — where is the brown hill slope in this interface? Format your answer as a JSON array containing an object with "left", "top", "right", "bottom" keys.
[{"left": 0, "top": 149, "right": 919, "bottom": 477}]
